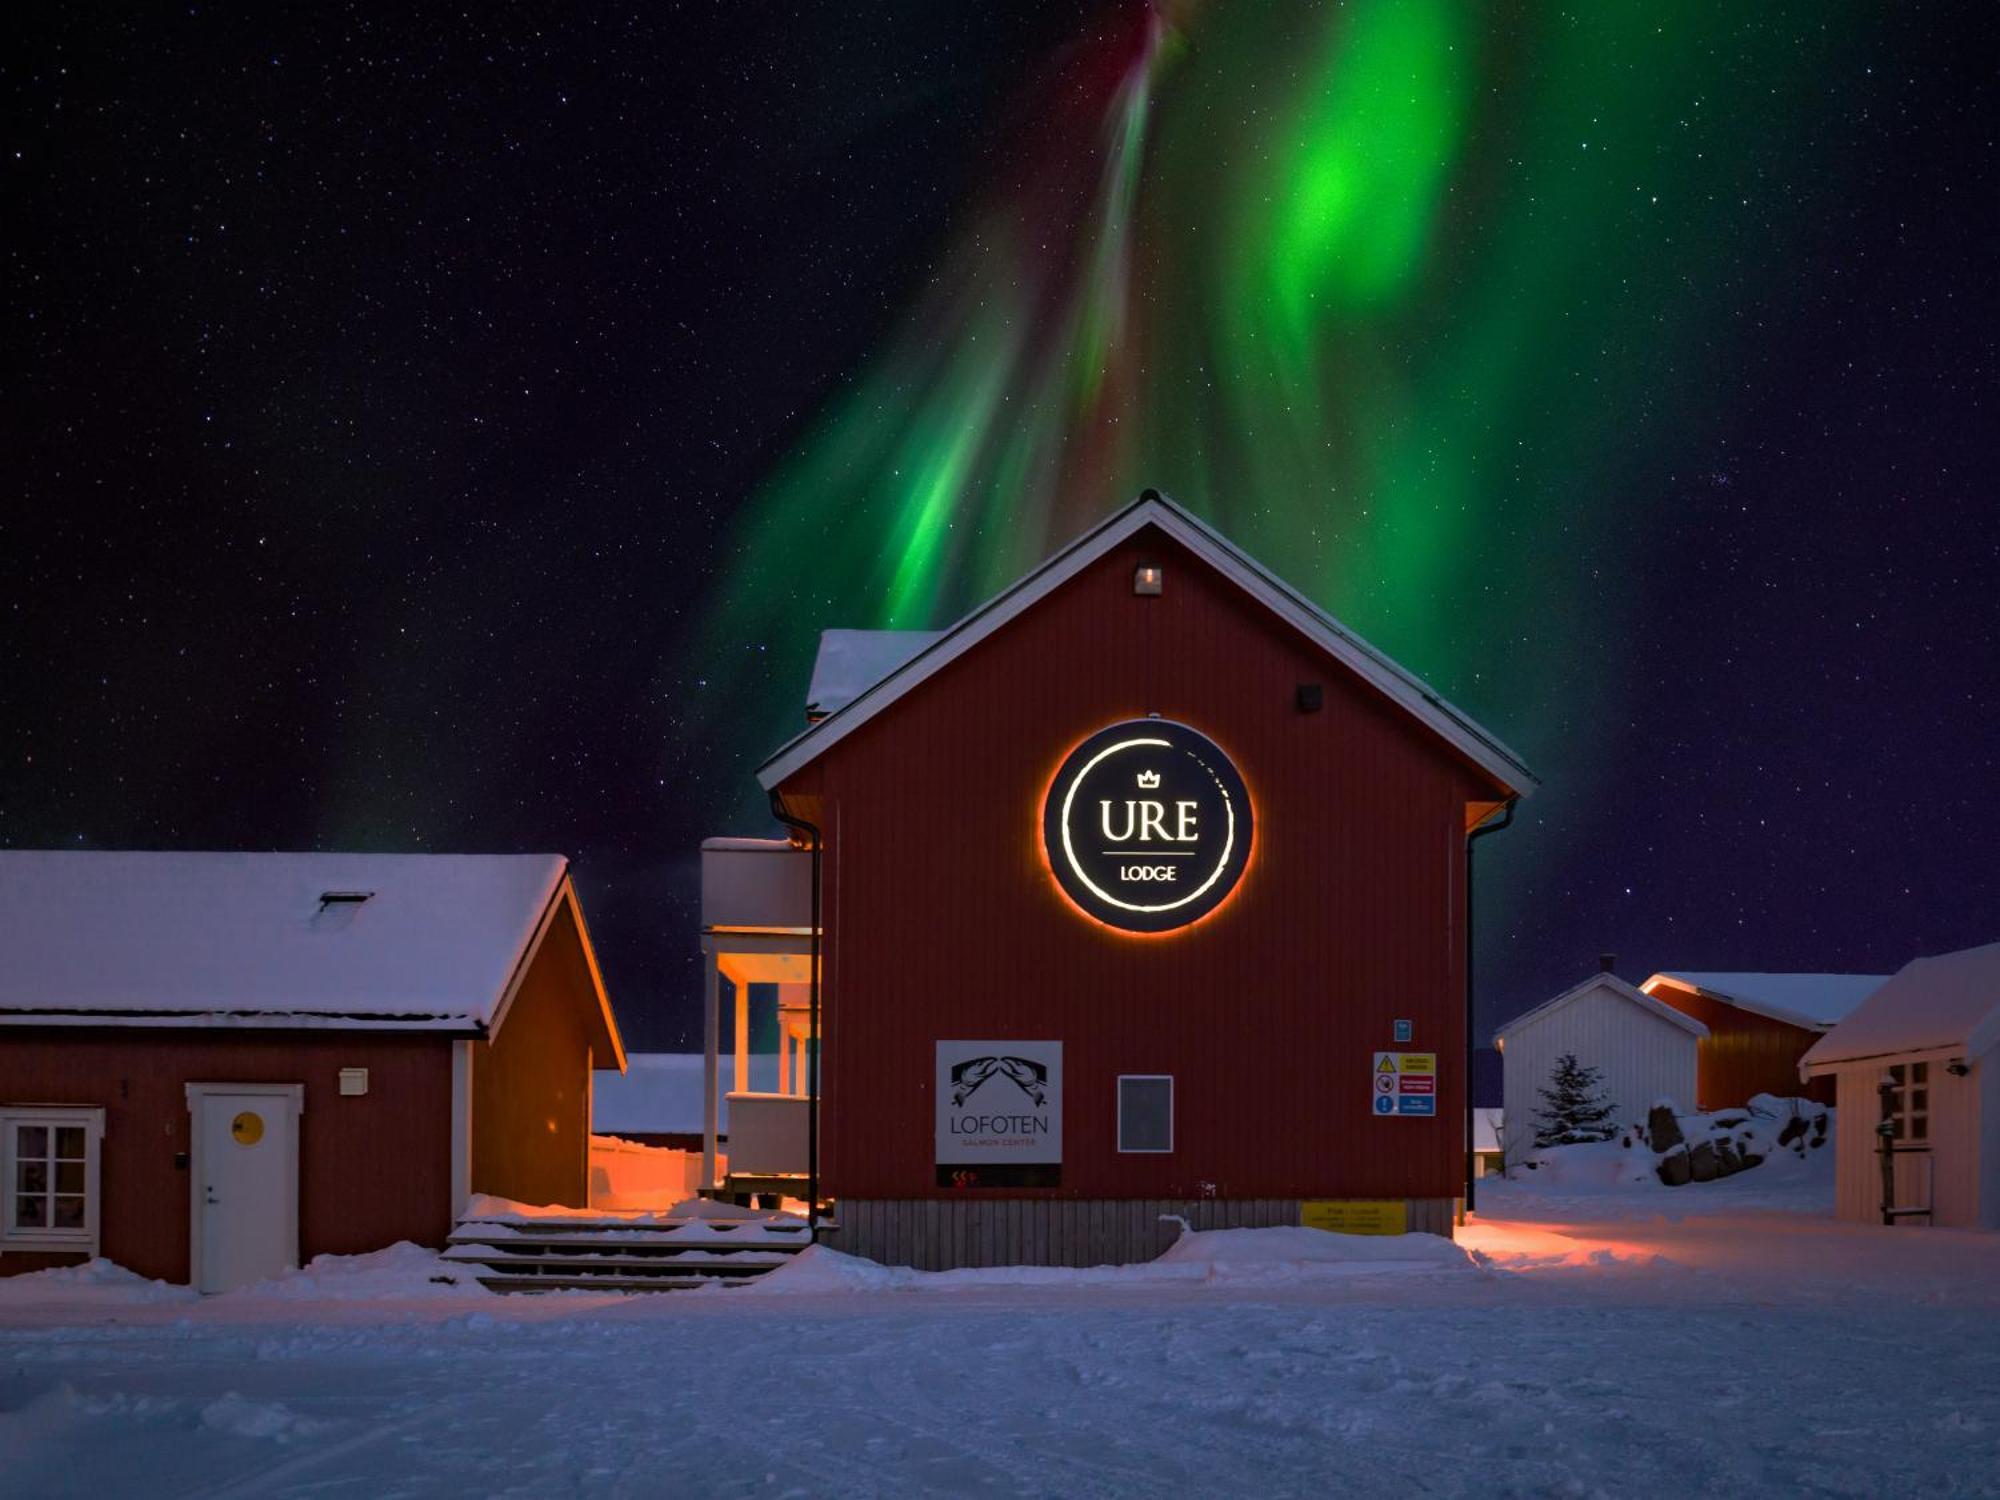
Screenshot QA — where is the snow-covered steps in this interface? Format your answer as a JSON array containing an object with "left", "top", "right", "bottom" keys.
[{"left": 445, "top": 1200, "right": 814, "bottom": 1293}]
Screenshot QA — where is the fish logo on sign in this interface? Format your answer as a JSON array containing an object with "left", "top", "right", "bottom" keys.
[{"left": 948, "top": 1056, "right": 1048, "bottom": 1107}]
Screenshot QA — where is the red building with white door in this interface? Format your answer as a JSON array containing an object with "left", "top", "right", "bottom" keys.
[
  {"left": 700, "top": 493, "right": 1537, "bottom": 1266},
  {"left": 0, "top": 852, "right": 623, "bottom": 1291}
]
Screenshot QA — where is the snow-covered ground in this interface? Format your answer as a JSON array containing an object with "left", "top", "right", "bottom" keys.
[{"left": 3, "top": 1161, "right": 1997, "bottom": 1498}]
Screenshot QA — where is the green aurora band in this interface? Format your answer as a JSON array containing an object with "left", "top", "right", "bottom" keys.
[{"left": 689, "top": 1, "right": 1854, "bottom": 827}]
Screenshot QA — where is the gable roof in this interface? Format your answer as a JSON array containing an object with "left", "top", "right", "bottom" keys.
[
  {"left": 1642, "top": 971, "right": 1889, "bottom": 1032},
  {"left": 756, "top": 492, "right": 1537, "bottom": 795},
  {"left": 1799, "top": 941, "right": 2000, "bottom": 1073},
  {"left": 0, "top": 851, "right": 624, "bottom": 1061},
  {"left": 1494, "top": 971, "right": 1710, "bottom": 1044}
]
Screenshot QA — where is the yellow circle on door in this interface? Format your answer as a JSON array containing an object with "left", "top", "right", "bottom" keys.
[{"left": 231, "top": 1111, "right": 265, "bottom": 1146}]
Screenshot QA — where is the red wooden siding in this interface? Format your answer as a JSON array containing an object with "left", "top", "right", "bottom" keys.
[
  {"left": 785, "top": 524, "right": 1508, "bottom": 1204},
  {"left": 0, "top": 1030, "right": 453, "bottom": 1283},
  {"left": 1645, "top": 981, "right": 1836, "bottom": 1109}
]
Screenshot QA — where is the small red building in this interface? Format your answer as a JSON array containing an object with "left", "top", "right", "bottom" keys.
[
  {"left": 0, "top": 851, "right": 624, "bottom": 1291},
  {"left": 1639, "top": 971, "right": 1888, "bottom": 1109},
  {"left": 701, "top": 493, "right": 1537, "bottom": 1266}
]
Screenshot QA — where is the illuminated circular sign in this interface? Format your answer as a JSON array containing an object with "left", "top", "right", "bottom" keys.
[{"left": 1042, "top": 719, "right": 1253, "bottom": 933}]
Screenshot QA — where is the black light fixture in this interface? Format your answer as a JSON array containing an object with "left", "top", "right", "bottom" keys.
[
  {"left": 1133, "top": 563, "right": 1163, "bottom": 596},
  {"left": 1296, "top": 683, "right": 1323, "bottom": 713}
]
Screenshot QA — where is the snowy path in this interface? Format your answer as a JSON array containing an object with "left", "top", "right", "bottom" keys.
[{"left": 3, "top": 1205, "right": 1998, "bottom": 1497}]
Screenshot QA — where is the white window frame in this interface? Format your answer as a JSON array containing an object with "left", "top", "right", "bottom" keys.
[
  {"left": 2, "top": 1105, "right": 106, "bottom": 1255},
  {"left": 1887, "top": 1062, "right": 1930, "bottom": 1143},
  {"left": 1117, "top": 1074, "right": 1175, "bottom": 1154}
]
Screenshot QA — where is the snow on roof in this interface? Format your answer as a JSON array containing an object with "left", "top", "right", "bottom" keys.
[
  {"left": 1800, "top": 941, "right": 2000, "bottom": 1072},
  {"left": 593, "top": 1052, "right": 780, "bottom": 1135},
  {"left": 1493, "top": 972, "right": 1709, "bottom": 1043},
  {"left": 594, "top": 1052, "right": 708, "bottom": 1134},
  {"left": 0, "top": 850, "right": 569, "bottom": 1027},
  {"left": 805, "top": 629, "right": 945, "bottom": 719},
  {"left": 1643, "top": 972, "right": 1889, "bottom": 1031},
  {"left": 760, "top": 493, "right": 1537, "bottom": 796},
  {"left": 1472, "top": 1108, "right": 1503, "bottom": 1155}
]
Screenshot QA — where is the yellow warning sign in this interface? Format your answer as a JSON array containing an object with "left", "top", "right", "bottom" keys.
[
  {"left": 1302, "top": 1200, "right": 1408, "bottom": 1236},
  {"left": 1371, "top": 1052, "right": 1440, "bottom": 1118}
]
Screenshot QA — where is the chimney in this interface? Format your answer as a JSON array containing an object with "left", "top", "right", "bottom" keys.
[{"left": 1598, "top": 953, "right": 1617, "bottom": 974}]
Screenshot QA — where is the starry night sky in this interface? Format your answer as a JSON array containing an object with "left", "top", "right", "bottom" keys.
[{"left": 6, "top": 4, "right": 1995, "bottom": 1052}]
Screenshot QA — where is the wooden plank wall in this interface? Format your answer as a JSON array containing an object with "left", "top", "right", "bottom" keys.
[{"left": 822, "top": 1198, "right": 1457, "bottom": 1270}]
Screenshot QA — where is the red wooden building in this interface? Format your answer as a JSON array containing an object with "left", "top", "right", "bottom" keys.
[
  {"left": 1639, "top": 971, "right": 1887, "bottom": 1110},
  {"left": 0, "top": 852, "right": 624, "bottom": 1291},
  {"left": 700, "top": 493, "right": 1536, "bottom": 1266}
]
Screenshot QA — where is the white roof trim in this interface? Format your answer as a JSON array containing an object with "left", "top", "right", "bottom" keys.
[
  {"left": 755, "top": 494, "right": 1537, "bottom": 795},
  {"left": 1493, "top": 972, "right": 1710, "bottom": 1044},
  {"left": 486, "top": 876, "right": 628, "bottom": 1072}
]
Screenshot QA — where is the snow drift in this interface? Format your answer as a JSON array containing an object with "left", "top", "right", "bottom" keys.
[
  {"left": 0, "top": 1257, "right": 196, "bottom": 1307},
  {"left": 747, "top": 1225, "right": 1474, "bottom": 1294}
]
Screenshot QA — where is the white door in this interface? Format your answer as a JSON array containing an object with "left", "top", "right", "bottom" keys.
[{"left": 193, "top": 1089, "right": 300, "bottom": 1293}]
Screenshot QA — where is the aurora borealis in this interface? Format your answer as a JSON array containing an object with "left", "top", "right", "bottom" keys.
[
  {"left": 703, "top": 0, "right": 1860, "bottom": 741},
  {"left": 9, "top": 3, "right": 1995, "bottom": 1048}
]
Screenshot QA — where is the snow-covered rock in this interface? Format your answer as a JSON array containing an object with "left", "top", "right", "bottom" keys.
[{"left": 1516, "top": 1096, "right": 1834, "bottom": 1195}]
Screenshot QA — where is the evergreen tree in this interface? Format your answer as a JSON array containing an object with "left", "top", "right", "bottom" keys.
[{"left": 1534, "top": 1053, "right": 1618, "bottom": 1147}]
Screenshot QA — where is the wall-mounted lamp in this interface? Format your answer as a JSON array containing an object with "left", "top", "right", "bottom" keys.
[
  {"left": 1296, "top": 683, "right": 1324, "bottom": 713},
  {"left": 1134, "top": 564, "right": 1163, "bottom": 596},
  {"left": 1946, "top": 1061, "right": 1971, "bottom": 1077}
]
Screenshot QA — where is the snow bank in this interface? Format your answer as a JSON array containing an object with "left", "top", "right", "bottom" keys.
[
  {"left": 746, "top": 1226, "right": 1473, "bottom": 1295},
  {"left": 741, "top": 1245, "right": 924, "bottom": 1294},
  {"left": 218, "top": 1242, "right": 489, "bottom": 1302},
  {"left": 1157, "top": 1225, "right": 1470, "bottom": 1273},
  {"left": 0, "top": 1257, "right": 196, "bottom": 1306}
]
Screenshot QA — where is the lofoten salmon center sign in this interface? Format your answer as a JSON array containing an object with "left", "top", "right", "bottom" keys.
[{"left": 1042, "top": 718, "right": 1253, "bottom": 933}]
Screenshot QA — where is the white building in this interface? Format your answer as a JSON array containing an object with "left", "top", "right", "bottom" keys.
[
  {"left": 1493, "top": 970, "right": 1709, "bottom": 1169},
  {"left": 1799, "top": 940, "right": 2000, "bottom": 1229}
]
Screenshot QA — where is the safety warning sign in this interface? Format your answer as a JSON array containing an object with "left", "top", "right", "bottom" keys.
[{"left": 1371, "top": 1051, "right": 1438, "bottom": 1117}]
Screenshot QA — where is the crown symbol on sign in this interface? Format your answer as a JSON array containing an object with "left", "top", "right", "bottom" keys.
[{"left": 1136, "top": 770, "right": 1162, "bottom": 789}]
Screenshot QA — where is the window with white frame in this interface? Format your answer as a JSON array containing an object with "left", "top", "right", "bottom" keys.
[
  {"left": 3, "top": 1106, "right": 105, "bottom": 1252},
  {"left": 1886, "top": 1063, "right": 1929, "bottom": 1142},
  {"left": 1117, "top": 1075, "right": 1173, "bottom": 1153}
]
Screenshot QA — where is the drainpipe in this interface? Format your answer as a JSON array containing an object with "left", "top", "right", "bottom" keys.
[
  {"left": 1464, "top": 798, "right": 1518, "bottom": 1218},
  {"left": 768, "top": 790, "right": 822, "bottom": 1242}
]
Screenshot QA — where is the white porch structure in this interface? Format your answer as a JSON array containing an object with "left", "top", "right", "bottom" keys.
[{"left": 700, "top": 837, "right": 816, "bottom": 1196}]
